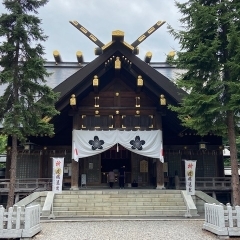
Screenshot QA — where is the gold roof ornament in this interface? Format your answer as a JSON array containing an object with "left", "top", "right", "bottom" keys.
[
  {"left": 53, "top": 50, "right": 62, "bottom": 64},
  {"left": 131, "top": 21, "right": 166, "bottom": 48},
  {"left": 168, "top": 51, "right": 176, "bottom": 57},
  {"left": 70, "top": 20, "right": 165, "bottom": 55},
  {"left": 144, "top": 51, "right": 152, "bottom": 63},
  {"left": 93, "top": 75, "right": 99, "bottom": 86},
  {"left": 137, "top": 76, "right": 143, "bottom": 86},
  {"left": 69, "top": 20, "right": 104, "bottom": 48},
  {"left": 112, "top": 30, "right": 124, "bottom": 41},
  {"left": 70, "top": 94, "right": 76, "bottom": 106},
  {"left": 160, "top": 94, "right": 166, "bottom": 106},
  {"left": 42, "top": 116, "right": 52, "bottom": 123},
  {"left": 115, "top": 57, "right": 121, "bottom": 69},
  {"left": 102, "top": 41, "right": 113, "bottom": 51},
  {"left": 76, "top": 51, "right": 83, "bottom": 64}
]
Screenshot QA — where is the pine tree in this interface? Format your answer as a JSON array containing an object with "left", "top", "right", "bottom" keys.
[
  {"left": 169, "top": 0, "right": 240, "bottom": 205},
  {"left": 0, "top": 0, "right": 59, "bottom": 208}
]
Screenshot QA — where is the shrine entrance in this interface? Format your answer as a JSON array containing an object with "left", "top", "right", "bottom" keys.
[
  {"left": 100, "top": 145, "right": 156, "bottom": 188},
  {"left": 101, "top": 146, "right": 131, "bottom": 185},
  {"left": 75, "top": 130, "right": 162, "bottom": 188}
]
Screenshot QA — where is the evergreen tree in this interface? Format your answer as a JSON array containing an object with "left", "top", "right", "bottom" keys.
[
  {"left": 0, "top": 0, "right": 59, "bottom": 208},
  {"left": 169, "top": 0, "right": 240, "bottom": 205}
]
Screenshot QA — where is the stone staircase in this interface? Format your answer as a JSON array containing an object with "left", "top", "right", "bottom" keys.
[{"left": 52, "top": 189, "right": 187, "bottom": 217}]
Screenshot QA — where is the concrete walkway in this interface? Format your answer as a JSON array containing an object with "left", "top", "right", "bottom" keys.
[{"left": 33, "top": 218, "right": 219, "bottom": 240}]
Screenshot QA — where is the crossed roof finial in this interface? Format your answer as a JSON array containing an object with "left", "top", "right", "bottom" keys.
[{"left": 69, "top": 20, "right": 166, "bottom": 55}]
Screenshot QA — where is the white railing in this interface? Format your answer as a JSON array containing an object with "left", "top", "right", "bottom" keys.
[
  {"left": 203, "top": 203, "right": 240, "bottom": 237},
  {"left": 0, "top": 204, "right": 41, "bottom": 239}
]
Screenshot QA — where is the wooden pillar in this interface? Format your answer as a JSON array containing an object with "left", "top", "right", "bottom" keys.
[
  {"left": 155, "top": 112, "right": 165, "bottom": 189},
  {"left": 156, "top": 160, "right": 165, "bottom": 189},
  {"left": 70, "top": 113, "right": 80, "bottom": 190},
  {"left": 70, "top": 159, "right": 79, "bottom": 190},
  {"left": 115, "top": 115, "right": 121, "bottom": 128}
]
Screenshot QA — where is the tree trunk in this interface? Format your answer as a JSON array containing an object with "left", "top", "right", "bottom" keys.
[
  {"left": 6, "top": 134, "right": 17, "bottom": 209},
  {"left": 227, "top": 110, "right": 240, "bottom": 206}
]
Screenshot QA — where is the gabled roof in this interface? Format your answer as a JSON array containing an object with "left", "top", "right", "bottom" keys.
[{"left": 53, "top": 41, "right": 186, "bottom": 111}]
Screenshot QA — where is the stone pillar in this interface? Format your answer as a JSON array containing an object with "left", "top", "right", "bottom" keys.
[
  {"left": 156, "top": 160, "right": 165, "bottom": 189},
  {"left": 70, "top": 113, "right": 80, "bottom": 190}
]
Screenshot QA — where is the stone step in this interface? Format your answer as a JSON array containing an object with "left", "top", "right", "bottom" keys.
[
  {"left": 55, "top": 190, "right": 182, "bottom": 195},
  {"left": 54, "top": 210, "right": 186, "bottom": 217},
  {"left": 54, "top": 197, "right": 184, "bottom": 201},
  {"left": 53, "top": 206, "right": 187, "bottom": 211},
  {"left": 53, "top": 198, "right": 185, "bottom": 203},
  {"left": 54, "top": 194, "right": 184, "bottom": 199},
  {"left": 51, "top": 190, "right": 187, "bottom": 217},
  {"left": 55, "top": 191, "right": 181, "bottom": 197},
  {"left": 53, "top": 202, "right": 185, "bottom": 207}
]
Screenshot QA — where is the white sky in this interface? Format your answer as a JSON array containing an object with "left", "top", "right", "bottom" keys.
[{"left": 0, "top": 0, "right": 186, "bottom": 62}]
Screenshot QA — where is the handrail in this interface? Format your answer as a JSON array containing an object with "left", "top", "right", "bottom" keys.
[
  {"left": 178, "top": 177, "right": 232, "bottom": 190},
  {"left": 0, "top": 178, "right": 52, "bottom": 191}
]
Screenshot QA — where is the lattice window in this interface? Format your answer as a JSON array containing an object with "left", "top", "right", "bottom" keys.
[
  {"left": 203, "top": 155, "right": 216, "bottom": 177},
  {"left": 195, "top": 155, "right": 204, "bottom": 177},
  {"left": 83, "top": 155, "right": 100, "bottom": 183},
  {"left": 122, "top": 115, "right": 153, "bottom": 129},
  {"left": 166, "top": 153, "right": 182, "bottom": 177},
  {"left": 82, "top": 115, "right": 113, "bottom": 129},
  {"left": 131, "top": 152, "right": 149, "bottom": 184},
  {"left": 16, "top": 154, "right": 40, "bottom": 179}
]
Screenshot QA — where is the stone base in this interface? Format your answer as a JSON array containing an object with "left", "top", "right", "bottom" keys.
[
  {"left": 70, "top": 186, "right": 79, "bottom": 190},
  {"left": 156, "top": 185, "right": 165, "bottom": 190}
]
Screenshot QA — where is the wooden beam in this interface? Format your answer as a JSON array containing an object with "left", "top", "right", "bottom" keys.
[
  {"left": 131, "top": 21, "right": 166, "bottom": 48},
  {"left": 70, "top": 21, "right": 104, "bottom": 48}
]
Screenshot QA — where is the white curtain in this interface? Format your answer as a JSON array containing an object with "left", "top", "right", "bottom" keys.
[{"left": 72, "top": 129, "right": 163, "bottom": 162}]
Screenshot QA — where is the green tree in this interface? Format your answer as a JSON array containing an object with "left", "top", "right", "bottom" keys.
[
  {"left": 0, "top": 0, "right": 59, "bottom": 208},
  {"left": 0, "top": 135, "right": 7, "bottom": 168},
  {"left": 169, "top": 0, "right": 240, "bottom": 205},
  {"left": 0, "top": 135, "right": 7, "bottom": 154}
]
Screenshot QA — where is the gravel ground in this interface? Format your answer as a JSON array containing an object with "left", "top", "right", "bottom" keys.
[{"left": 32, "top": 220, "right": 221, "bottom": 240}]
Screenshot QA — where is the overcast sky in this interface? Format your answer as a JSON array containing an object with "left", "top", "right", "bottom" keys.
[{"left": 0, "top": 0, "right": 186, "bottom": 62}]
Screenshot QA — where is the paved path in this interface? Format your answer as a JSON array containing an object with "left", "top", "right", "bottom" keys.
[{"left": 33, "top": 219, "right": 221, "bottom": 240}]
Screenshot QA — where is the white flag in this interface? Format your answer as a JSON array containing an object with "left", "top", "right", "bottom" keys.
[
  {"left": 52, "top": 157, "right": 64, "bottom": 193},
  {"left": 73, "top": 141, "right": 79, "bottom": 162},
  {"left": 160, "top": 142, "right": 164, "bottom": 163},
  {"left": 184, "top": 160, "right": 197, "bottom": 195}
]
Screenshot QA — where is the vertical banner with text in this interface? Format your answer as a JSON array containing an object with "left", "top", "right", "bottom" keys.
[
  {"left": 184, "top": 160, "right": 197, "bottom": 195},
  {"left": 52, "top": 157, "right": 64, "bottom": 193}
]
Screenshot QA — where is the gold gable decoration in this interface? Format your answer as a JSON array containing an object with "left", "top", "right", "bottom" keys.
[
  {"left": 101, "top": 41, "right": 113, "bottom": 51},
  {"left": 42, "top": 116, "right": 52, "bottom": 123},
  {"left": 160, "top": 94, "right": 166, "bottom": 106},
  {"left": 115, "top": 57, "right": 121, "bottom": 69},
  {"left": 93, "top": 75, "right": 99, "bottom": 86},
  {"left": 53, "top": 50, "right": 61, "bottom": 64},
  {"left": 123, "top": 41, "right": 134, "bottom": 51},
  {"left": 76, "top": 51, "right": 83, "bottom": 64},
  {"left": 112, "top": 30, "right": 124, "bottom": 36},
  {"left": 137, "top": 75, "right": 143, "bottom": 86},
  {"left": 112, "top": 30, "right": 124, "bottom": 41},
  {"left": 70, "top": 94, "right": 76, "bottom": 106}
]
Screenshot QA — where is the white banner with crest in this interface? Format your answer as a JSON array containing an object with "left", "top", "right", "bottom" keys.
[
  {"left": 72, "top": 129, "right": 163, "bottom": 162},
  {"left": 52, "top": 157, "right": 64, "bottom": 193},
  {"left": 184, "top": 160, "right": 197, "bottom": 195}
]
